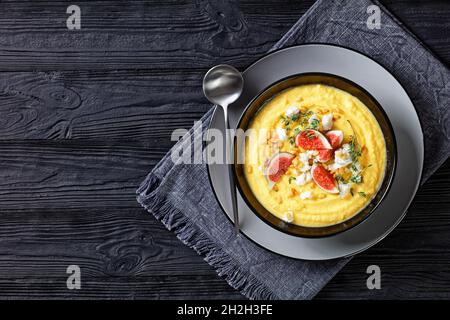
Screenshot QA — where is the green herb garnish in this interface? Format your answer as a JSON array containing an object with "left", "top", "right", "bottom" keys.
[
  {"left": 349, "top": 139, "right": 362, "bottom": 162},
  {"left": 291, "top": 113, "right": 300, "bottom": 121},
  {"left": 281, "top": 109, "right": 319, "bottom": 130},
  {"left": 358, "top": 191, "right": 367, "bottom": 198},
  {"left": 288, "top": 176, "right": 296, "bottom": 184},
  {"left": 309, "top": 118, "right": 320, "bottom": 130},
  {"left": 347, "top": 121, "right": 362, "bottom": 162},
  {"left": 350, "top": 174, "right": 363, "bottom": 184},
  {"left": 350, "top": 188, "right": 354, "bottom": 197}
]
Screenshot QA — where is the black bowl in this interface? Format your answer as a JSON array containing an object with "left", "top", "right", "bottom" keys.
[{"left": 233, "top": 73, "right": 397, "bottom": 238}]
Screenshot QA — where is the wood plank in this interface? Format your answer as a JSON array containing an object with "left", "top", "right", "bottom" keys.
[
  {"left": 0, "top": 275, "right": 242, "bottom": 299},
  {"left": 0, "top": 1, "right": 448, "bottom": 71},
  {"left": 0, "top": 140, "right": 166, "bottom": 209},
  {"left": 0, "top": 208, "right": 217, "bottom": 275},
  {"left": 0, "top": 0, "right": 311, "bottom": 71},
  {"left": 0, "top": 206, "right": 242, "bottom": 299},
  {"left": 0, "top": 70, "right": 209, "bottom": 140}
]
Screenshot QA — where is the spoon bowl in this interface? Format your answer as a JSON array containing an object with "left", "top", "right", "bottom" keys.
[{"left": 203, "top": 65, "right": 244, "bottom": 107}]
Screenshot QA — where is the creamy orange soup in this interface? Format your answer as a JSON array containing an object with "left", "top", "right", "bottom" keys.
[{"left": 244, "top": 84, "right": 386, "bottom": 227}]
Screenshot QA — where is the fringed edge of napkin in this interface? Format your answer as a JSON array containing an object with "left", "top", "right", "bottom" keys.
[{"left": 137, "top": 170, "right": 285, "bottom": 300}]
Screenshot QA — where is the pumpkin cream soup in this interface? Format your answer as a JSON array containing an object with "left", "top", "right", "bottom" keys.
[{"left": 244, "top": 84, "right": 386, "bottom": 227}]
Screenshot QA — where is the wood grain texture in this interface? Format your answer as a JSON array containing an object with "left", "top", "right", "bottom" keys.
[
  {"left": 0, "top": 70, "right": 209, "bottom": 140},
  {"left": 0, "top": 0, "right": 448, "bottom": 299},
  {"left": 0, "top": 207, "right": 243, "bottom": 299},
  {"left": 0, "top": 0, "right": 314, "bottom": 71}
]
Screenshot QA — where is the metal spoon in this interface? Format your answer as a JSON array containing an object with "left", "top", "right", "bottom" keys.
[{"left": 203, "top": 64, "right": 244, "bottom": 233}]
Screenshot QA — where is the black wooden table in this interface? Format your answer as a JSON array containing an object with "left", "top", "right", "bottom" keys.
[{"left": 0, "top": 0, "right": 448, "bottom": 299}]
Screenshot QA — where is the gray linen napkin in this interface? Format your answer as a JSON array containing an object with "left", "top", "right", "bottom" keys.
[{"left": 137, "top": 0, "right": 450, "bottom": 299}]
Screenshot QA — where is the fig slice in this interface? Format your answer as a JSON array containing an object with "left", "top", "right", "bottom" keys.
[
  {"left": 317, "top": 149, "right": 334, "bottom": 163},
  {"left": 295, "top": 129, "right": 332, "bottom": 150},
  {"left": 325, "top": 130, "right": 344, "bottom": 149},
  {"left": 265, "top": 152, "right": 295, "bottom": 184},
  {"left": 311, "top": 164, "right": 339, "bottom": 194}
]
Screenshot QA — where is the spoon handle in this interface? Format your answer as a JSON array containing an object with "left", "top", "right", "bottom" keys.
[{"left": 223, "top": 107, "right": 240, "bottom": 234}]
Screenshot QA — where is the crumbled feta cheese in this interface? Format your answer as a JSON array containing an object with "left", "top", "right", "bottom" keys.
[
  {"left": 275, "top": 127, "right": 287, "bottom": 141},
  {"left": 299, "top": 191, "right": 312, "bottom": 200},
  {"left": 322, "top": 113, "right": 333, "bottom": 131},
  {"left": 334, "top": 146, "right": 353, "bottom": 167},
  {"left": 300, "top": 163, "right": 311, "bottom": 172},
  {"left": 308, "top": 114, "right": 319, "bottom": 126},
  {"left": 295, "top": 172, "right": 312, "bottom": 186},
  {"left": 300, "top": 158, "right": 311, "bottom": 172},
  {"left": 339, "top": 182, "right": 351, "bottom": 198},
  {"left": 299, "top": 150, "right": 317, "bottom": 163},
  {"left": 285, "top": 106, "right": 299, "bottom": 117},
  {"left": 328, "top": 163, "right": 341, "bottom": 171},
  {"left": 342, "top": 143, "right": 351, "bottom": 153},
  {"left": 298, "top": 152, "right": 309, "bottom": 163},
  {"left": 281, "top": 210, "right": 294, "bottom": 223},
  {"left": 328, "top": 164, "right": 337, "bottom": 171},
  {"left": 328, "top": 145, "right": 353, "bottom": 171},
  {"left": 298, "top": 150, "right": 317, "bottom": 172}
]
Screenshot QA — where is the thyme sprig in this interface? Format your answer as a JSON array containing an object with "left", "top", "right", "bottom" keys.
[{"left": 347, "top": 120, "right": 362, "bottom": 162}]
